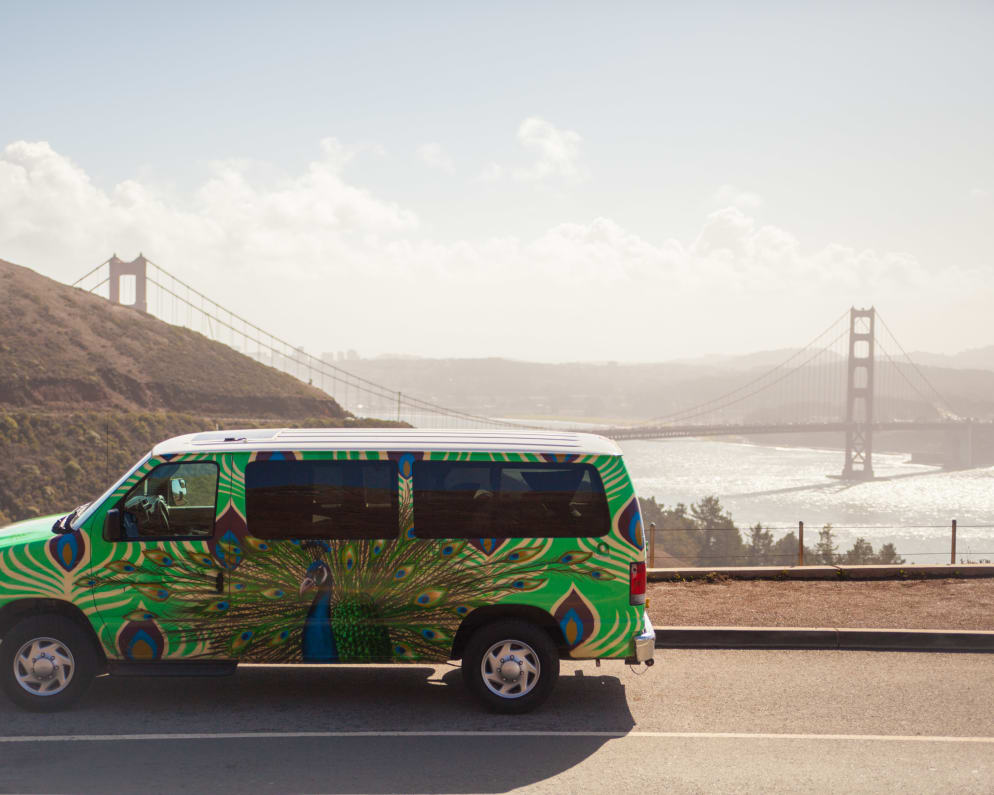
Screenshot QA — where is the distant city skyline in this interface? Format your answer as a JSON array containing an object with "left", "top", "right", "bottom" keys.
[{"left": 1, "top": 1, "right": 991, "bottom": 361}]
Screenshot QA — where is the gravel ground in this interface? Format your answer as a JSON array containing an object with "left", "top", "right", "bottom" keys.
[{"left": 647, "top": 577, "right": 994, "bottom": 630}]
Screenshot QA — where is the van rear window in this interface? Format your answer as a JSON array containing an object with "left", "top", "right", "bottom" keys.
[
  {"left": 245, "top": 460, "right": 397, "bottom": 539},
  {"left": 413, "top": 461, "right": 609, "bottom": 539}
]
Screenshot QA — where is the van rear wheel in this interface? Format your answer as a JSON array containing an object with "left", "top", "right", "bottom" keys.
[
  {"left": 1, "top": 615, "right": 99, "bottom": 712},
  {"left": 462, "top": 619, "right": 559, "bottom": 714}
]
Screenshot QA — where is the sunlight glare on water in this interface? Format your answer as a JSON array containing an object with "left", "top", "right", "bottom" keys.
[{"left": 619, "top": 439, "right": 994, "bottom": 563}]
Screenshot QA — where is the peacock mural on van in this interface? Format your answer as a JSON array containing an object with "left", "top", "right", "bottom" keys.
[{"left": 74, "top": 449, "right": 645, "bottom": 665}]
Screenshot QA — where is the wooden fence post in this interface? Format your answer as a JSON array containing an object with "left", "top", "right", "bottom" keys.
[
  {"left": 951, "top": 519, "right": 957, "bottom": 565},
  {"left": 649, "top": 522, "right": 656, "bottom": 568}
]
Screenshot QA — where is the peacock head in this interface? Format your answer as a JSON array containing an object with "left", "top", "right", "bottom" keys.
[{"left": 299, "top": 559, "right": 332, "bottom": 595}]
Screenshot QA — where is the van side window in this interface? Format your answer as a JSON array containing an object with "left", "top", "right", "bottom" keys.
[
  {"left": 245, "top": 460, "right": 398, "bottom": 539},
  {"left": 413, "top": 462, "right": 610, "bottom": 539},
  {"left": 118, "top": 461, "right": 218, "bottom": 539}
]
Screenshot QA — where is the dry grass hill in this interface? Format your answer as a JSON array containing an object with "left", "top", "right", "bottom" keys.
[
  {"left": 0, "top": 258, "right": 393, "bottom": 524},
  {"left": 0, "top": 258, "right": 343, "bottom": 416}
]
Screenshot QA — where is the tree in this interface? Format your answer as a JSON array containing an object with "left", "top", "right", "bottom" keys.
[
  {"left": 842, "top": 537, "right": 876, "bottom": 565},
  {"left": 770, "top": 531, "right": 816, "bottom": 566},
  {"left": 874, "top": 543, "right": 905, "bottom": 565},
  {"left": 638, "top": 496, "right": 702, "bottom": 564},
  {"left": 691, "top": 495, "right": 744, "bottom": 566},
  {"left": 745, "top": 523, "right": 775, "bottom": 565},
  {"left": 838, "top": 538, "right": 905, "bottom": 565},
  {"left": 813, "top": 524, "right": 839, "bottom": 565}
]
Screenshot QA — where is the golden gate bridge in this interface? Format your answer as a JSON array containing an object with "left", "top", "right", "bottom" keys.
[{"left": 73, "top": 255, "right": 990, "bottom": 479}]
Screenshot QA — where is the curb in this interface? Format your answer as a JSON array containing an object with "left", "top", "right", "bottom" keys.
[
  {"left": 653, "top": 626, "right": 994, "bottom": 652},
  {"left": 648, "top": 563, "right": 994, "bottom": 581}
]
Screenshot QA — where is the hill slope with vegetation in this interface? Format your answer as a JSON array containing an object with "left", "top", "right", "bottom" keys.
[
  {"left": 0, "top": 258, "right": 394, "bottom": 524},
  {"left": 0, "top": 258, "right": 344, "bottom": 416}
]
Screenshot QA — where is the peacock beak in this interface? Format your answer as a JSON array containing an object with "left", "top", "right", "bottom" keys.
[{"left": 299, "top": 576, "right": 316, "bottom": 595}]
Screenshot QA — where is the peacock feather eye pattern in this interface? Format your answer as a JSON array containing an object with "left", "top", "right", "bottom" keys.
[
  {"left": 340, "top": 544, "right": 357, "bottom": 571},
  {"left": 502, "top": 546, "right": 544, "bottom": 564},
  {"left": 469, "top": 538, "right": 506, "bottom": 557},
  {"left": 616, "top": 498, "right": 645, "bottom": 551},
  {"left": 412, "top": 588, "right": 446, "bottom": 607},
  {"left": 142, "top": 549, "right": 175, "bottom": 567},
  {"left": 438, "top": 540, "right": 466, "bottom": 559},
  {"left": 117, "top": 620, "right": 166, "bottom": 661},
  {"left": 135, "top": 584, "right": 171, "bottom": 602},
  {"left": 552, "top": 585, "right": 600, "bottom": 652},
  {"left": 230, "top": 629, "right": 255, "bottom": 653},
  {"left": 107, "top": 560, "right": 139, "bottom": 574},
  {"left": 47, "top": 530, "right": 86, "bottom": 573}
]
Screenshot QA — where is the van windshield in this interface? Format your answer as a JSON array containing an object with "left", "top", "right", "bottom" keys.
[{"left": 68, "top": 451, "right": 153, "bottom": 532}]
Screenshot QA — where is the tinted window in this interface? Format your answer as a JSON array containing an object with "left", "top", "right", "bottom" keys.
[
  {"left": 414, "top": 462, "right": 609, "bottom": 539},
  {"left": 246, "top": 460, "right": 397, "bottom": 539},
  {"left": 118, "top": 461, "right": 218, "bottom": 540}
]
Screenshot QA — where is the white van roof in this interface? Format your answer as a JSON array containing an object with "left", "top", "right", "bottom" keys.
[{"left": 152, "top": 428, "right": 623, "bottom": 457}]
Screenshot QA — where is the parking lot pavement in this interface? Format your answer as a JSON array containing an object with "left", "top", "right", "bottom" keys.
[{"left": 1, "top": 651, "right": 992, "bottom": 793}]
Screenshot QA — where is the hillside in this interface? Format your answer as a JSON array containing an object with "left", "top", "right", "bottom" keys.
[
  {"left": 0, "top": 258, "right": 395, "bottom": 524},
  {"left": 0, "top": 258, "right": 343, "bottom": 417}
]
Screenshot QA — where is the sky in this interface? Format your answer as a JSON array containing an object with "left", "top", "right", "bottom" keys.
[{"left": 0, "top": 0, "right": 991, "bottom": 362}]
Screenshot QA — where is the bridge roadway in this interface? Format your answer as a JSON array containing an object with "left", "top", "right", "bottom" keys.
[
  {"left": 1, "top": 651, "right": 991, "bottom": 793},
  {"left": 600, "top": 420, "right": 986, "bottom": 441}
]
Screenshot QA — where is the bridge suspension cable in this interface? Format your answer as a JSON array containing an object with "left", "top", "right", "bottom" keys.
[
  {"left": 614, "top": 306, "right": 955, "bottom": 435},
  {"left": 630, "top": 308, "right": 851, "bottom": 427},
  {"left": 72, "top": 257, "right": 532, "bottom": 430},
  {"left": 875, "top": 311, "right": 958, "bottom": 419}
]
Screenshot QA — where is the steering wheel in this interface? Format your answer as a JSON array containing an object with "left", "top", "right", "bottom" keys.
[{"left": 124, "top": 494, "right": 170, "bottom": 535}]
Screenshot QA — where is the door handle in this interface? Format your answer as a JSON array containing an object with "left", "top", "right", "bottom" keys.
[{"left": 215, "top": 571, "right": 224, "bottom": 594}]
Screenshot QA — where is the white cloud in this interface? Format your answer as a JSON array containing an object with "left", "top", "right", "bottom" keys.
[
  {"left": 713, "top": 184, "right": 764, "bottom": 211},
  {"left": 0, "top": 139, "right": 982, "bottom": 361},
  {"left": 482, "top": 118, "right": 587, "bottom": 183},
  {"left": 513, "top": 117, "right": 587, "bottom": 182},
  {"left": 417, "top": 142, "right": 455, "bottom": 175}
]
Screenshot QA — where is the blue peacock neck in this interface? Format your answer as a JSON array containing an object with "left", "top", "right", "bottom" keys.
[{"left": 302, "top": 562, "right": 339, "bottom": 663}]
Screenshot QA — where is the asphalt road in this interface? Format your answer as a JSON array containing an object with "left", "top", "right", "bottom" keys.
[{"left": 1, "top": 650, "right": 992, "bottom": 793}]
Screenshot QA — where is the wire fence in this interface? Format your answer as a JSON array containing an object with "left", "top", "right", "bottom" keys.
[{"left": 645, "top": 520, "right": 994, "bottom": 568}]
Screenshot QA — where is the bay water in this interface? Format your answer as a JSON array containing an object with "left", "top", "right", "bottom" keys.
[{"left": 618, "top": 439, "right": 994, "bottom": 564}]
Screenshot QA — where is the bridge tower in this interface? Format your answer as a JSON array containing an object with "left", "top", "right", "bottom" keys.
[
  {"left": 108, "top": 254, "right": 148, "bottom": 313},
  {"left": 842, "top": 306, "right": 875, "bottom": 479}
]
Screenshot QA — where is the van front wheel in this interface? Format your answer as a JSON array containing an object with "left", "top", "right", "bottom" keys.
[
  {"left": 462, "top": 619, "right": 559, "bottom": 714},
  {"left": 1, "top": 615, "right": 99, "bottom": 712}
]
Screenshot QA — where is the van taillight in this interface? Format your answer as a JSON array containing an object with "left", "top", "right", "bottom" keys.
[{"left": 629, "top": 561, "right": 646, "bottom": 605}]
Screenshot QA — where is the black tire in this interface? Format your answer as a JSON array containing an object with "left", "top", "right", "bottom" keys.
[
  {"left": 462, "top": 619, "right": 559, "bottom": 714},
  {"left": 0, "top": 614, "right": 99, "bottom": 712}
]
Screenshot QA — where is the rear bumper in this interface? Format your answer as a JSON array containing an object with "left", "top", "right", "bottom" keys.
[{"left": 628, "top": 613, "right": 656, "bottom": 663}]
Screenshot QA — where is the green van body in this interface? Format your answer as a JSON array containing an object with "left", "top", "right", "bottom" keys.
[{"left": 0, "top": 430, "right": 652, "bottom": 708}]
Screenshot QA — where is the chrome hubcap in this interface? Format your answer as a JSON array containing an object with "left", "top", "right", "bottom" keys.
[
  {"left": 481, "top": 639, "right": 540, "bottom": 699},
  {"left": 13, "top": 637, "right": 75, "bottom": 696}
]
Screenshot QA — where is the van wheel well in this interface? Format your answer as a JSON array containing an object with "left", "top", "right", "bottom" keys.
[
  {"left": 451, "top": 604, "right": 566, "bottom": 660},
  {"left": 0, "top": 599, "right": 106, "bottom": 668}
]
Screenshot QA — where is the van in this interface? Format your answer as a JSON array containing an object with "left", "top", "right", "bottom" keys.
[{"left": 0, "top": 429, "right": 654, "bottom": 713}]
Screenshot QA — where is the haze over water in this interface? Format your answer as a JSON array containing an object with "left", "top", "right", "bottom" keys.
[{"left": 619, "top": 439, "right": 994, "bottom": 564}]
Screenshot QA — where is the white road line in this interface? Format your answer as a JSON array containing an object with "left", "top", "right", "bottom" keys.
[{"left": 1, "top": 731, "right": 993, "bottom": 744}]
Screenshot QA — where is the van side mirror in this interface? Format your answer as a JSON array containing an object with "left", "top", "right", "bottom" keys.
[
  {"left": 103, "top": 509, "right": 122, "bottom": 541},
  {"left": 170, "top": 477, "right": 188, "bottom": 506}
]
